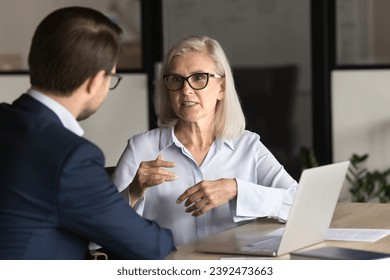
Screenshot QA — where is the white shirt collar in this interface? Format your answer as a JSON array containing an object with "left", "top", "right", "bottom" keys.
[
  {"left": 159, "top": 126, "right": 235, "bottom": 151},
  {"left": 27, "top": 89, "right": 84, "bottom": 136}
]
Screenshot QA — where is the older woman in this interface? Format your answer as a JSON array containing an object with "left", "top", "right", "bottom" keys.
[{"left": 112, "top": 35, "right": 298, "bottom": 246}]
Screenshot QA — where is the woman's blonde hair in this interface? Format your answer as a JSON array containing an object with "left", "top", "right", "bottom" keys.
[{"left": 155, "top": 35, "right": 245, "bottom": 140}]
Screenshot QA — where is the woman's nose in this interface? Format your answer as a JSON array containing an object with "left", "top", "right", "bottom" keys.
[{"left": 180, "top": 80, "right": 193, "bottom": 95}]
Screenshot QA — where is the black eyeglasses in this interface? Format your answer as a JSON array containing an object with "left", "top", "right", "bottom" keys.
[
  {"left": 108, "top": 73, "right": 123, "bottom": 90},
  {"left": 163, "top": 72, "right": 223, "bottom": 91}
]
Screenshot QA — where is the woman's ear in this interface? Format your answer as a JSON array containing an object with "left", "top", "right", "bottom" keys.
[
  {"left": 217, "top": 79, "right": 225, "bottom": 100},
  {"left": 86, "top": 70, "right": 106, "bottom": 94}
]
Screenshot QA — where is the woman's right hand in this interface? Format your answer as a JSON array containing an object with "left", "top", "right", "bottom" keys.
[{"left": 129, "top": 154, "right": 177, "bottom": 206}]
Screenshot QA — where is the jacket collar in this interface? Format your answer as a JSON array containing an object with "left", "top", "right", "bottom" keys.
[{"left": 26, "top": 89, "right": 84, "bottom": 136}]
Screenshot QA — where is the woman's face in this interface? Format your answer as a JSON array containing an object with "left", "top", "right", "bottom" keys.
[{"left": 167, "top": 51, "right": 224, "bottom": 125}]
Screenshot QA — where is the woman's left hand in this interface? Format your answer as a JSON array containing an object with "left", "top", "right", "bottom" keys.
[{"left": 176, "top": 178, "right": 237, "bottom": 216}]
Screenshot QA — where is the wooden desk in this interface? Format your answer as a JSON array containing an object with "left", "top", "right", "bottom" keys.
[{"left": 166, "top": 202, "right": 390, "bottom": 259}]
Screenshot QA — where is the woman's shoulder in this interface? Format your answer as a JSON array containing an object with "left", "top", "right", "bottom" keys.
[
  {"left": 131, "top": 127, "right": 161, "bottom": 138},
  {"left": 129, "top": 127, "right": 171, "bottom": 144},
  {"left": 235, "top": 130, "right": 261, "bottom": 143},
  {"left": 130, "top": 127, "right": 160, "bottom": 141},
  {"left": 229, "top": 130, "right": 270, "bottom": 157},
  {"left": 227, "top": 130, "right": 260, "bottom": 147},
  {"left": 226, "top": 130, "right": 262, "bottom": 149}
]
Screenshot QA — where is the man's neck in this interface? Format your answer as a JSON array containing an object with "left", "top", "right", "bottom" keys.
[{"left": 31, "top": 86, "right": 82, "bottom": 119}]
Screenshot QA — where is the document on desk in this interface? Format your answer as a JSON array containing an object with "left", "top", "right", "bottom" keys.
[
  {"left": 219, "top": 228, "right": 390, "bottom": 259},
  {"left": 258, "top": 227, "right": 390, "bottom": 242},
  {"left": 326, "top": 228, "right": 390, "bottom": 242}
]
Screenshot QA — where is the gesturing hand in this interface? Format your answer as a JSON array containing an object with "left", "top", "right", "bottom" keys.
[
  {"left": 129, "top": 154, "right": 177, "bottom": 206},
  {"left": 176, "top": 178, "right": 237, "bottom": 216}
]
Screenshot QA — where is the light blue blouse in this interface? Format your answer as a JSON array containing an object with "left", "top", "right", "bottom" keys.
[{"left": 112, "top": 127, "right": 298, "bottom": 246}]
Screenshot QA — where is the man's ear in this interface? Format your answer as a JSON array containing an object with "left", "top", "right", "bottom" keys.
[{"left": 86, "top": 70, "right": 106, "bottom": 94}]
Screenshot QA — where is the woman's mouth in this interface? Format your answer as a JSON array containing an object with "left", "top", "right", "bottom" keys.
[{"left": 181, "top": 101, "right": 197, "bottom": 107}]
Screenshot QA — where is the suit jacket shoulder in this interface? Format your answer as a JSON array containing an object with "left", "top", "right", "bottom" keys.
[{"left": 0, "top": 95, "right": 175, "bottom": 260}]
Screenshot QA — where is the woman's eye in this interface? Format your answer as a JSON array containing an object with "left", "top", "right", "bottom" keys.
[
  {"left": 193, "top": 74, "right": 206, "bottom": 81},
  {"left": 171, "top": 76, "right": 182, "bottom": 82}
]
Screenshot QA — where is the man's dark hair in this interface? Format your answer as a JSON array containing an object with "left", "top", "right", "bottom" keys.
[{"left": 28, "top": 6, "right": 123, "bottom": 96}]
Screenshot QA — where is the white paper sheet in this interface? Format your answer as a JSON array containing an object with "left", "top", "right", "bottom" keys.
[
  {"left": 265, "top": 227, "right": 390, "bottom": 242},
  {"left": 325, "top": 228, "right": 390, "bottom": 242}
]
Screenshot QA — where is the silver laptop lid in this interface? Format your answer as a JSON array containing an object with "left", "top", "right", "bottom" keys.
[{"left": 277, "top": 161, "right": 350, "bottom": 255}]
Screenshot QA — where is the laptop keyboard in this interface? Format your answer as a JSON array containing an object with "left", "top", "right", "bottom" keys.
[{"left": 240, "top": 236, "right": 282, "bottom": 252}]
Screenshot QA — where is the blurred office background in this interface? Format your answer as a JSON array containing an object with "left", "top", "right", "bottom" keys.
[{"left": 2, "top": 0, "right": 390, "bottom": 201}]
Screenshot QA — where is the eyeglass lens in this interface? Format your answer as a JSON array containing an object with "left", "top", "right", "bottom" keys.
[{"left": 164, "top": 73, "right": 209, "bottom": 91}]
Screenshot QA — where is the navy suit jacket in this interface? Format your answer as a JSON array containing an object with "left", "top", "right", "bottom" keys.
[{"left": 0, "top": 94, "right": 175, "bottom": 259}]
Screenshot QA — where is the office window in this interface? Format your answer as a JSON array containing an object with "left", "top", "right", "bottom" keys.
[
  {"left": 337, "top": 0, "right": 390, "bottom": 66},
  {"left": 0, "top": 0, "right": 141, "bottom": 72}
]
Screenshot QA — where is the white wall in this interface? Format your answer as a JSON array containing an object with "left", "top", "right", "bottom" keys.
[
  {"left": 0, "top": 74, "right": 148, "bottom": 166},
  {"left": 82, "top": 74, "right": 148, "bottom": 166},
  {"left": 332, "top": 70, "right": 390, "bottom": 200}
]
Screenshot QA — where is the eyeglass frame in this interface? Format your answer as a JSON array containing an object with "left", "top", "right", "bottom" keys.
[
  {"left": 107, "top": 72, "right": 123, "bottom": 90},
  {"left": 163, "top": 72, "right": 224, "bottom": 91}
]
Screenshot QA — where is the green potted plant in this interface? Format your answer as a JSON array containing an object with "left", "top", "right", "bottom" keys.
[
  {"left": 347, "top": 154, "right": 390, "bottom": 203},
  {"left": 299, "top": 148, "right": 390, "bottom": 203}
]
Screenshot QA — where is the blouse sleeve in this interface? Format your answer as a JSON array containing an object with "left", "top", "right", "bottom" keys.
[
  {"left": 111, "top": 137, "right": 146, "bottom": 215},
  {"left": 230, "top": 138, "right": 298, "bottom": 222}
]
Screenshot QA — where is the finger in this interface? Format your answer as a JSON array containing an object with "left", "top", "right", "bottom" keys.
[
  {"left": 154, "top": 154, "right": 176, "bottom": 168},
  {"left": 152, "top": 166, "right": 178, "bottom": 179},
  {"left": 145, "top": 173, "right": 177, "bottom": 187},
  {"left": 185, "top": 198, "right": 208, "bottom": 213},
  {"left": 137, "top": 169, "right": 177, "bottom": 190},
  {"left": 138, "top": 157, "right": 176, "bottom": 178},
  {"left": 176, "top": 184, "right": 200, "bottom": 204},
  {"left": 184, "top": 191, "right": 204, "bottom": 207},
  {"left": 148, "top": 176, "right": 168, "bottom": 186},
  {"left": 192, "top": 204, "right": 213, "bottom": 217}
]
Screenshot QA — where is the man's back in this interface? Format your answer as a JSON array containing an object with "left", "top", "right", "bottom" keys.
[
  {"left": 0, "top": 95, "right": 175, "bottom": 259},
  {"left": 0, "top": 95, "right": 90, "bottom": 259}
]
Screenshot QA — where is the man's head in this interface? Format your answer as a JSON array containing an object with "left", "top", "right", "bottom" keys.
[{"left": 28, "top": 7, "right": 123, "bottom": 97}]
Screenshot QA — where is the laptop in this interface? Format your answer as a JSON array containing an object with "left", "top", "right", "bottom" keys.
[{"left": 196, "top": 161, "right": 350, "bottom": 257}]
